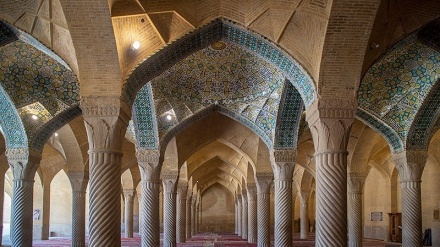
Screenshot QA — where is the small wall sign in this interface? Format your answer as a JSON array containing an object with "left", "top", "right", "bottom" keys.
[{"left": 371, "top": 212, "right": 383, "bottom": 221}]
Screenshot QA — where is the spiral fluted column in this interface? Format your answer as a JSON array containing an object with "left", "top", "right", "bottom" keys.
[
  {"left": 196, "top": 198, "right": 200, "bottom": 233},
  {"left": 68, "top": 172, "right": 88, "bottom": 247},
  {"left": 401, "top": 181, "right": 422, "bottom": 247},
  {"left": 247, "top": 185, "right": 257, "bottom": 243},
  {"left": 306, "top": 99, "right": 356, "bottom": 247},
  {"left": 41, "top": 183, "right": 50, "bottom": 240},
  {"left": 256, "top": 174, "right": 272, "bottom": 247},
  {"left": 241, "top": 191, "right": 248, "bottom": 239},
  {"left": 137, "top": 193, "right": 142, "bottom": 235},
  {"left": 176, "top": 185, "right": 188, "bottom": 243},
  {"left": 7, "top": 148, "right": 40, "bottom": 247},
  {"left": 82, "top": 96, "right": 130, "bottom": 247},
  {"left": 191, "top": 196, "right": 197, "bottom": 236},
  {"left": 393, "top": 150, "right": 427, "bottom": 247},
  {"left": 314, "top": 150, "right": 348, "bottom": 247},
  {"left": 236, "top": 195, "right": 242, "bottom": 236},
  {"left": 11, "top": 179, "right": 35, "bottom": 246},
  {"left": 347, "top": 174, "right": 365, "bottom": 247},
  {"left": 88, "top": 151, "right": 122, "bottom": 246},
  {"left": 137, "top": 149, "right": 162, "bottom": 247},
  {"left": 272, "top": 150, "right": 296, "bottom": 247},
  {"left": 186, "top": 197, "right": 192, "bottom": 239},
  {"left": 0, "top": 167, "right": 6, "bottom": 245},
  {"left": 124, "top": 189, "right": 135, "bottom": 238},
  {"left": 299, "top": 191, "right": 310, "bottom": 240},
  {"left": 162, "top": 174, "right": 178, "bottom": 247},
  {"left": 235, "top": 199, "right": 238, "bottom": 234}
]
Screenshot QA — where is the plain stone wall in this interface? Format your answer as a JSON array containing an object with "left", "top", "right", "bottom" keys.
[
  {"left": 33, "top": 173, "right": 43, "bottom": 240},
  {"left": 49, "top": 172, "right": 72, "bottom": 237},
  {"left": 421, "top": 158, "right": 440, "bottom": 246},
  {"left": 200, "top": 184, "right": 234, "bottom": 232},
  {"left": 363, "top": 168, "right": 390, "bottom": 241}
]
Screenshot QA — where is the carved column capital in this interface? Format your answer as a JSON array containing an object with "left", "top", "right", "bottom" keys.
[
  {"left": 177, "top": 185, "right": 188, "bottom": 198},
  {"left": 273, "top": 149, "right": 297, "bottom": 163},
  {"left": 236, "top": 194, "right": 242, "bottom": 203},
  {"left": 306, "top": 98, "right": 357, "bottom": 125},
  {"left": 137, "top": 149, "right": 161, "bottom": 182},
  {"left": 306, "top": 99, "right": 356, "bottom": 153},
  {"left": 247, "top": 184, "right": 257, "bottom": 201},
  {"left": 393, "top": 150, "right": 428, "bottom": 182},
  {"left": 162, "top": 173, "right": 179, "bottom": 193},
  {"left": 241, "top": 189, "right": 248, "bottom": 202},
  {"left": 68, "top": 171, "right": 88, "bottom": 193},
  {"left": 348, "top": 173, "right": 366, "bottom": 194},
  {"left": 123, "top": 189, "right": 135, "bottom": 198},
  {"left": 80, "top": 95, "right": 131, "bottom": 123},
  {"left": 299, "top": 190, "right": 311, "bottom": 203},
  {"left": 256, "top": 173, "right": 273, "bottom": 194},
  {"left": 6, "top": 148, "right": 41, "bottom": 180}
]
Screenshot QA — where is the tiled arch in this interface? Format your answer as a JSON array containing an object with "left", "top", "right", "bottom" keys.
[
  {"left": 357, "top": 30, "right": 440, "bottom": 151},
  {"left": 356, "top": 109, "right": 403, "bottom": 153},
  {"left": 407, "top": 79, "right": 440, "bottom": 150},
  {"left": 0, "top": 19, "right": 80, "bottom": 151},
  {"left": 132, "top": 84, "right": 159, "bottom": 149},
  {"left": 124, "top": 18, "right": 315, "bottom": 107},
  {"left": 0, "top": 85, "right": 27, "bottom": 148},
  {"left": 130, "top": 19, "right": 313, "bottom": 150},
  {"left": 274, "top": 81, "right": 304, "bottom": 149}
]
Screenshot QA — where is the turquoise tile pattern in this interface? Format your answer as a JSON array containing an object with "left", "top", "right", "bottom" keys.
[
  {"left": 0, "top": 21, "right": 80, "bottom": 150},
  {"left": 124, "top": 18, "right": 315, "bottom": 107},
  {"left": 132, "top": 39, "right": 309, "bottom": 149},
  {"left": 358, "top": 33, "right": 440, "bottom": 151},
  {"left": 274, "top": 82, "right": 304, "bottom": 149},
  {"left": 133, "top": 84, "right": 159, "bottom": 149}
]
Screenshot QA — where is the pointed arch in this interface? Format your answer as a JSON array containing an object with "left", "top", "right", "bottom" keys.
[{"left": 124, "top": 18, "right": 315, "bottom": 107}]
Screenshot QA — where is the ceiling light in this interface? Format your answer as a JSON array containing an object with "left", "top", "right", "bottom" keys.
[
  {"left": 166, "top": 115, "right": 172, "bottom": 121},
  {"left": 54, "top": 133, "right": 58, "bottom": 137},
  {"left": 31, "top": 115, "right": 38, "bottom": 120},
  {"left": 132, "top": 41, "right": 140, "bottom": 50}
]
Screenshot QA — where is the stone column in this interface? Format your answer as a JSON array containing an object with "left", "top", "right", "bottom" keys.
[
  {"left": 136, "top": 149, "right": 161, "bottom": 247},
  {"left": 0, "top": 167, "right": 7, "bottom": 245},
  {"left": 68, "top": 171, "right": 88, "bottom": 247},
  {"left": 234, "top": 197, "right": 238, "bottom": 234},
  {"left": 191, "top": 196, "right": 197, "bottom": 236},
  {"left": 124, "top": 189, "right": 135, "bottom": 238},
  {"left": 41, "top": 182, "right": 50, "bottom": 240},
  {"left": 299, "top": 191, "right": 310, "bottom": 240},
  {"left": 393, "top": 150, "right": 427, "bottom": 247},
  {"left": 81, "top": 96, "right": 130, "bottom": 247},
  {"left": 241, "top": 190, "right": 248, "bottom": 239},
  {"left": 306, "top": 99, "right": 356, "bottom": 247},
  {"left": 176, "top": 185, "right": 188, "bottom": 243},
  {"left": 272, "top": 150, "right": 296, "bottom": 247},
  {"left": 347, "top": 174, "right": 365, "bottom": 247},
  {"left": 186, "top": 195, "right": 192, "bottom": 239},
  {"left": 256, "top": 174, "right": 273, "bottom": 247},
  {"left": 196, "top": 196, "right": 200, "bottom": 233},
  {"left": 247, "top": 184, "right": 257, "bottom": 243},
  {"left": 236, "top": 194, "right": 242, "bottom": 236},
  {"left": 137, "top": 192, "right": 142, "bottom": 235},
  {"left": 162, "top": 174, "right": 178, "bottom": 247},
  {"left": 6, "top": 148, "right": 40, "bottom": 247}
]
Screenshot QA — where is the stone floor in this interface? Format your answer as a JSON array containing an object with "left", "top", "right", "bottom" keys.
[{"left": 1, "top": 233, "right": 403, "bottom": 246}]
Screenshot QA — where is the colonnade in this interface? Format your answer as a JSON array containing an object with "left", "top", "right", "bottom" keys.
[{"left": 3, "top": 98, "right": 427, "bottom": 247}]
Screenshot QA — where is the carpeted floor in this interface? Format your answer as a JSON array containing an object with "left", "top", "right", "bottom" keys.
[{"left": 1, "top": 232, "right": 403, "bottom": 247}]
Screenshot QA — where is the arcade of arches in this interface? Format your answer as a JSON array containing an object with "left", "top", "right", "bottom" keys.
[{"left": 0, "top": 0, "right": 439, "bottom": 247}]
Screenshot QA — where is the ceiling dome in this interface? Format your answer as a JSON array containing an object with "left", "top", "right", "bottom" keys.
[{"left": 152, "top": 41, "right": 285, "bottom": 106}]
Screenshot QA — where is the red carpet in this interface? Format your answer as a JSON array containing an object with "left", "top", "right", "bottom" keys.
[{"left": 0, "top": 232, "right": 400, "bottom": 246}]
